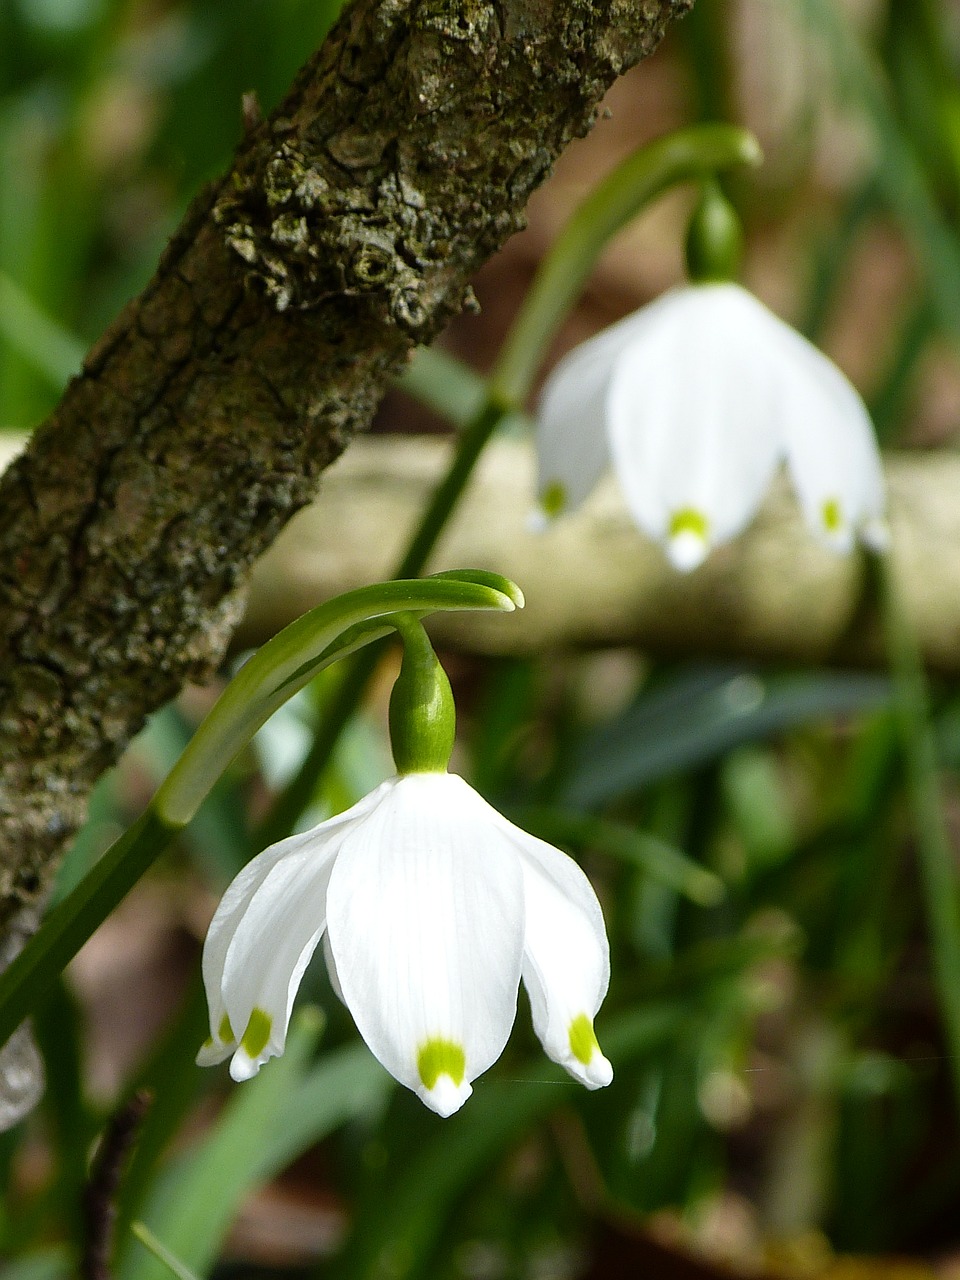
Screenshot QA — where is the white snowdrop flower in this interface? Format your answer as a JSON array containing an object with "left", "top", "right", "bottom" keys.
[
  {"left": 197, "top": 772, "right": 612, "bottom": 1117},
  {"left": 536, "top": 282, "right": 888, "bottom": 571}
]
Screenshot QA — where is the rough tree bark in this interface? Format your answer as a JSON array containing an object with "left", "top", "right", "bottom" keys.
[{"left": 0, "top": 0, "right": 691, "bottom": 926}]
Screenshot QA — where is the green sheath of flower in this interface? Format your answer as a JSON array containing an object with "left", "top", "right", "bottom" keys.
[
  {"left": 685, "top": 180, "right": 744, "bottom": 284},
  {"left": 388, "top": 614, "right": 456, "bottom": 774}
]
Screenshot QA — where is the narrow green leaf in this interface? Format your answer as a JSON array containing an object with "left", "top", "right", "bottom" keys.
[
  {"left": 517, "top": 807, "right": 724, "bottom": 906},
  {"left": 397, "top": 346, "right": 488, "bottom": 427},
  {"left": 0, "top": 1248, "right": 72, "bottom": 1280},
  {"left": 128, "top": 1226, "right": 200, "bottom": 1280},
  {"left": 115, "top": 977, "right": 213, "bottom": 1239},
  {"left": 0, "top": 271, "right": 84, "bottom": 390},
  {"left": 876, "top": 550, "right": 960, "bottom": 1113},
  {"left": 790, "top": 0, "right": 960, "bottom": 343},
  {"left": 561, "top": 666, "right": 891, "bottom": 808},
  {"left": 31, "top": 977, "right": 94, "bottom": 1243},
  {"left": 120, "top": 1010, "right": 324, "bottom": 1280},
  {"left": 334, "top": 1005, "right": 686, "bottom": 1280}
]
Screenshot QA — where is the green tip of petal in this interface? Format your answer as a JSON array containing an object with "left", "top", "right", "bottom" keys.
[
  {"left": 218, "top": 1013, "right": 235, "bottom": 1044},
  {"left": 685, "top": 181, "right": 744, "bottom": 283},
  {"left": 667, "top": 508, "right": 711, "bottom": 571},
  {"left": 540, "top": 481, "right": 568, "bottom": 519},
  {"left": 568, "top": 1014, "right": 601, "bottom": 1067},
  {"left": 821, "top": 497, "right": 843, "bottom": 534},
  {"left": 669, "top": 508, "right": 710, "bottom": 541},
  {"left": 241, "top": 1007, "right": 273, "bottom": 1060},
  {"left": 417, "top": 1038, "right": 466, "bottom": 1090}
]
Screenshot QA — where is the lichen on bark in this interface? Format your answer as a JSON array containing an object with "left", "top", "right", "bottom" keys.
[{"left": 0, "top": 0, "right": 691, "bottom": 926}]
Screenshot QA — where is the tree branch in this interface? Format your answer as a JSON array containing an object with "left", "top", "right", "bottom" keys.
[
  {"left": 237, "top": 436, "right": 957, "bottom": 672},
  {"left": 0, "top": 0, "right": 690, "bottom": 921}
]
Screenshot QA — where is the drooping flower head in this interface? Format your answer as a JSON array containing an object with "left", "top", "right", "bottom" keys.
[
  {"left": 536, "top": 188, "right": 887, "bottom": 571},
  {"left": 198, "top": 616, "right": 612, "bottom": 1116}
]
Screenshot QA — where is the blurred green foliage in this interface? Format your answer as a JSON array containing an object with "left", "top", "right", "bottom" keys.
[
  {"left": 0, "top": 0, "right": 340, "bottom": 427},
  {"left": 4, "top": 1, "right": 960, "bottom": 1278}
]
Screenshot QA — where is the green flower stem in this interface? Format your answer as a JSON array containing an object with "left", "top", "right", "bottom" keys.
[
  {"left": 0, "top": 574, "right": 521, "bottom": 1053},
  {"left": 396, "top": 398, "right": 511, "bottom": 579},
  {"left": 261, "top": 123, "right": 762, "bottom": 841},
  {"left": 876, "top": 549, "right": 960, "bottom": 1107}
]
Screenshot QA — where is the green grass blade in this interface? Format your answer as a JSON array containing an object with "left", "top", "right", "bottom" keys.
[
  {"left": 119, "top": 1009, "right": 323, "bottom": 1280},
  {"left": 0, "top": 1249, "right": 73, "bottom": 1280},
  {"left": 333, "top": 1005, "right": 686, "bottom": 1280},
  {"left": 128, "top": 1226, "right": 200, "bottom": 1280},
  {"left": 252, "top": 1041, "right": 393, "bottom": 1178},
  {"left": 0, "top": 272, "right": 84, "bottom": 391},
  {"left": 397, "top": 346, "right": 488, "bottom": 427},
  {"left": 517, "top": 807, "right": 724, "bottom": 906},
  {"left": 791, "top": 0, "right": 960, "bottom": 343},
  {"left": 561, "top": 667, "right": 891, "bottom": 808}
]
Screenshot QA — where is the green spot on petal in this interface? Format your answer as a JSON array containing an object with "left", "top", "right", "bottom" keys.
[
  {"left": 540, "top": 481, "right": 567, "bottom": 518},
  {"left": 218, "top": 1013, "right": 234, "bottom": 1044},
  {"left": 241, "top": 1008, "right": 272, "bottom": 1059},
  {"left": 569, "top": 1014, "right": 601, "bottom": 1066},
  {"left": 668, "top": 508, "right": 709, "bottom": 541},
  {"left": 822, "top": 497, "right": 843, "bottom": 533},
  {"left": 417, "top": 1038, "right": 466, "bottom": 1090}
]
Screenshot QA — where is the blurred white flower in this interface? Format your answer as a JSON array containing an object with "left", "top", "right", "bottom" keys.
[
  {"left": 197, "top": 772, "right": 612, "bottom": 1117},
  {"left": 536, "top": 282, "right": 888, "bottom": 571}
]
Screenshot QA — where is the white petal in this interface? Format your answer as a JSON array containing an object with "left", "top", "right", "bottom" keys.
[
  {"left": 220, "top": 844, "right": 335, "bottom": 1081},
  {"left": 198, "top": 828, "right": 318, "bottom": 1067},
  {"left": 322, "top": 930, "right": 344, "bottom": 1003},
  {"left": 325, "top": 773, "right": 525, "bottom": 1116},
  {"left": 199, "top": 782, "right": 389, "bottom": 1078},
  {"left": 772, "top": 326, "right": 886, "bottom": 552},
  {"left": 494, "top": 819, "right": 612, "bottom": 1089},
  {"left": 606, "top": 284, "right": 785, "bottom": 565},
  {"left": 535, "top": 309, "right": 659, "bottom": 517}
]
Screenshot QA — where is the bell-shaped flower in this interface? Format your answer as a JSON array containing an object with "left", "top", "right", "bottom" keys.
[
  {"left": 197, "top": 771, "right": 612, "bottom": 1117},
  {"left": 536, "top": 282, "right": 887, "bottom": 571}
]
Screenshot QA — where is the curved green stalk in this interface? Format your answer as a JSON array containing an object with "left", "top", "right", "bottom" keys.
[
  {"left": 155, "top": 573, "right": 520, "bottom": 826},
  {"left": 876, "top": 550, "right": 960, "bottom": 1109},
  {"left": 0, "top": 573, "right": 521, "bottom": 1054}
]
